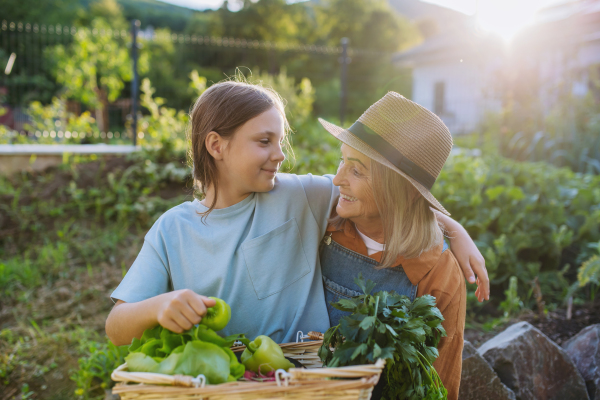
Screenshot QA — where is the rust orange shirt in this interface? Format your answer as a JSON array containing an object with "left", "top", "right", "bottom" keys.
[{"left": 326, "top": 221, "right": 466, "bottom": 400}]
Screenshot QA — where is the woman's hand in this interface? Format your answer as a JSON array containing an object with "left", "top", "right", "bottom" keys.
[
  {"left": 435, "top": 212, "right": 490, "bottom": 302},
  {"left": 157, "top": 290, "right": 217, "bottom": 333}
]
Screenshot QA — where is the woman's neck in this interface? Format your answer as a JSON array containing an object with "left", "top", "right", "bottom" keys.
[{"left": 352, "top": 218, "right": 385, "bottom": 244}]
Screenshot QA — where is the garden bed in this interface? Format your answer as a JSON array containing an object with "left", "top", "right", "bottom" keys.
[
  {"left": 0, "top": 144, "right": 140, "bottom": 176},
  {"left": 465, "top": 298, "right": 600, "bottom": 348}
]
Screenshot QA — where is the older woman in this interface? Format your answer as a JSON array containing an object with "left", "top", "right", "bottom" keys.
[{"left": 318, "top": 92, "right": 467, "bottom": 400}]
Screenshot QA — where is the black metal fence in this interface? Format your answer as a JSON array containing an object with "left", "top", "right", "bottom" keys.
[{"left": 0, "top": 19, "right": 411, "bottom": 143}]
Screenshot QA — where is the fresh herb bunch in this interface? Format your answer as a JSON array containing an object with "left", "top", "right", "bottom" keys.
[{"left": 318, "top": 274, "right": 448, "bottom": 400}]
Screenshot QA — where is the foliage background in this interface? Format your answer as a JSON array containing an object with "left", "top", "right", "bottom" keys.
[{"left": 1, "top": 0, "right": 600, "bottom": 399}]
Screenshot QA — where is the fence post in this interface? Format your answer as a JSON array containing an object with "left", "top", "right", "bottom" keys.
[
  {"left": 340, "top": 37, "right": 349, "bottom": 126},
  {"left": 131, "top": 19, "right": 140, "bottom": 146}
]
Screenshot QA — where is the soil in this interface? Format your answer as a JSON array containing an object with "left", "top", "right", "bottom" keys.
[{"left": 465, "top": 298, "right": 600, "bottom": 348}]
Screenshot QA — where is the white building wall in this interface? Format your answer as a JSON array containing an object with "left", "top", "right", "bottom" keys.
[{"left": 411, "top": 59, "right": 503, "bottom": 135}]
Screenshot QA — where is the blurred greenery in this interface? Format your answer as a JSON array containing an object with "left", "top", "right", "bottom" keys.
[
  {"left": 1, "top": 0, "right": 600, "bottom": 398},
  {"left": 458, "top": 64, "right": 600, "bottom": 175},
  {"left": 1, "top": 0, "right": 418, "bottom": 125}
]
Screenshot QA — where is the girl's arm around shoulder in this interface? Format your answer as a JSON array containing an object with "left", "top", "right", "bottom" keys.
[
  {"left": 106, "top": 290, "right": 216, "bottom": 346},
  {"left": 293, "top": 173, "right": 339, "bottom": 231},
  {"left": 435, "top": 211, "right": 489, "bottom": 302}
]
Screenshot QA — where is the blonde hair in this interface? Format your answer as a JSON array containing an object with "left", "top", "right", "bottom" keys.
[
  {"left": 188, "top": 78, "right": 291, "bottom": 218},
  {"left": 330, "top": 158, "right": 444, "bottom": 268}
]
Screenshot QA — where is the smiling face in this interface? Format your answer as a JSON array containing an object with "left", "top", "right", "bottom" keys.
[
  {"left": 222, "top": 106, "right": 286, "bottom": 195},
  {"left": 332, "top": 144, "right": 381, "bottom": 228}
]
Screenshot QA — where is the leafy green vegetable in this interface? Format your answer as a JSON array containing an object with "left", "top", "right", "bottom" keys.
[
  {"left": 173, "top": 341, "right": 231, "bottom": 384},
  {"left": 125, "top": 352, "right": 161, "bottom": 373},
  {"left": 319, "top": 274, "right": 448, "bottom": 400},
  {"left": 125, "top": 314, "right": 250, "bottom": 384}
]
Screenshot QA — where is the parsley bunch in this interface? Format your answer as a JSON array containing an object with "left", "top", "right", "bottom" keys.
[{"left": 318, "top": 274, "right": 448, "bottom": 400}]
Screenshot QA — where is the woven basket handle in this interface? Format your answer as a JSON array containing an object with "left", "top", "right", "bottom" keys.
[
  {"left": 111, "top": 363, "right": 204, "bottom": 388},
  {"left": 307, "top": 331, "right": 324, "bottom": 340},
  {"left": 289, "top": 359, "right": 386, "bottom": 380}
]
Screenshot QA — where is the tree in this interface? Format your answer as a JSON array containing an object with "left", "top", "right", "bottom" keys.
[
  {"left": 48, "top": 1, "right": 147, "bottom": 132},
  {"left": 1, "top": 0, "right": 82, "bottom": 25},
  {"left": 314, "top": 0, "right": 420, "bottom": 51}
]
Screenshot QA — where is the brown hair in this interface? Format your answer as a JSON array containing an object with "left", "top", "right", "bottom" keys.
[
  {"left": 188, "top": 79, "right": 289, "bottom": 218},
  {"left": 329, "top": 157, "right": 444, "bottom": 268}
]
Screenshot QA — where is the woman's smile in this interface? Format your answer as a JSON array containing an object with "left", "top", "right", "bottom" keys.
[
  {"left": 340, "top": 193, "right": 358, "bottom": 202},
  {"left": 333, "top": 144, "right": 380, "bottom": 223}
]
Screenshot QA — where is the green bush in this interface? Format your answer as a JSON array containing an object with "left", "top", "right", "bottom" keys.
[
  {"left": 434, "top": 153, "right": 600, "bottom": 307},
  {"left": 71, "top": 339, "right": 128, "bottom": 400}
]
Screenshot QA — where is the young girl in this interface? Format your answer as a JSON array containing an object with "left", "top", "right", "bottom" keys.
[{"left": 105, "top": 80, "right": 487, "bottom": 347}]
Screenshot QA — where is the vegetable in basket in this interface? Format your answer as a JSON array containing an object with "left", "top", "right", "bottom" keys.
[
  {"left": 318, "top": 274, "right": 448, "bottom": 400},
  {"left": 201, "top": 297, "right": 232, "bottom": 331},
  {"left": 124, "top": 297, "right": 246, "bottom": 384},
  {"left": 241, "top": 335, "right": 295, "bottom": 374}
]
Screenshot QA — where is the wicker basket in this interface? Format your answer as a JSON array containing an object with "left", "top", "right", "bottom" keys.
[{"left": 111, "top": 331, "right": 386, "bottom": 400}]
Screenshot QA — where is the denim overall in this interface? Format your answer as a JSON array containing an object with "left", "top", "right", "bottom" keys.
[{"left": 319, "top": 235, "right": 448, "bottom": 399}]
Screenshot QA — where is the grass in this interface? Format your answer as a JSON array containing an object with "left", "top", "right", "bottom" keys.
[{"left": 0, "top": 150, "right": 191, "bottom": 399}]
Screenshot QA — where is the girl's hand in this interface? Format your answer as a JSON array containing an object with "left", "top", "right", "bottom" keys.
[
  {"left": 157, "top": 290, "right": 217, "bottom": 333},
  {"left": 449, "top": 231, "right": 489, "bottom": 302},
  {"left": 435, "top": 212, "right": 490, "bottom": 302}
]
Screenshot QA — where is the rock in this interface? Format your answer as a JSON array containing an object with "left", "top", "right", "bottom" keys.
[
  {"left": 478, "top": 321, "right": 589, "bottom": 400},
  {"left": 563, "top": 324, "right": 600, "bottom": 400},
  {"left": 459, "top": 340, "right": 516, "bottom": 400}
]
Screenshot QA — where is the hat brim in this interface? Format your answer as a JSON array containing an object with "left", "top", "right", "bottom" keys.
[{"left": 318, "top": 118, "right": 450, "bottom": 216}]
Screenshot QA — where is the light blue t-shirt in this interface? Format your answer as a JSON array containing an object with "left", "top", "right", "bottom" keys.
[{"left": 111, "top": 173, "right": 339, "bottom": 344}]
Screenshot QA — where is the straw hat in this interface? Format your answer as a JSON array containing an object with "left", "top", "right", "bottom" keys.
[{"left": 319, "top": 91, "right": 453, "bottom": 215}]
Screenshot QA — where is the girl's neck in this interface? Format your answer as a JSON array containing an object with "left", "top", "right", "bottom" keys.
[
  {"left": 202, "top": 183, "right": 252, "bottom": 209},
  {"left": 352, "top": 218, "right": 385, "bottom": 244}
]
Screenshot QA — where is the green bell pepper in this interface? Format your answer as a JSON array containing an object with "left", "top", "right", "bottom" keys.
[
  {"left": 201, "top": 297, "right": 231, "bottom": 332},
  {"left": 241, "top": 335, "right": 295, "bottom": 374}
]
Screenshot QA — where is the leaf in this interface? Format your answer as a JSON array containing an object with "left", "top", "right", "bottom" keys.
[
  {"left": 140, "top": 325, "right": 162, "bottom": 343},
  {"left": 140, "top": 339, "right": 163, "bottom": 357},
  {"left": 128, "top": 337, "right": 142, "bottom": 353},
  {"left": 485, "top": 185, "right": 506, "bottom": 201},
  {"left": 351, "top": 343, "right": 369, "bottom": 360},
  {"left": 386, "top": 324, "right": 398, "bottom": 337},
  {"left": 359, "top": 316, "right": 376, "bottom": 330},
  {"left": 332, "top": 298, "right": 360, "bottom": 312},
  {"left": 193, "top": 324, "right": 239, "bottom": 348},
  {"left": 354, "top": 273, "right": 376, "bottom": 296},
  {"left": 378, "top": 346, "right": 396, "bottom": 361},
  {"left": 125, "top": 352, "right": 159, "bottom": 372},
  {"left": 222, "top": 347, "right": 245, "bottom": 381},
  {"left": 373, "top": 343, "right": 382, "bottom": 358},
  {"left": 154, "top": 352, "right": 183, "bottom": 375},
  {"left": 411, "top": 295, "right": 437, "bottom": 314},
  {"left": 158, "top": 329, "right": 184, "bottom": 356},
  {"left": 339, "top": 314, "right": 363, "bottom": 341},
  {"left": 173, "top": 341, "right": 231, "bottom": 384},
  {"left": 331, "top": 342, "right": 361, "bottom": 366}
]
